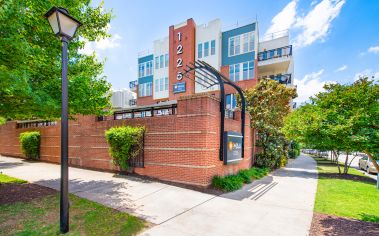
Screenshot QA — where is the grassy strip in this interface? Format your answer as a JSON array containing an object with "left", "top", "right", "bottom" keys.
[
  {"left": 0, "top": 174, "right": 146, "bottom": 235},
  {"left": 212, "top": 167, "right": 269, "bottom": 192},
  {"left": 0, "top": 173, "right": 27, "bottom": 184},
  {"left": 314, "top": 157, "right": 379, "bottom": 223}
]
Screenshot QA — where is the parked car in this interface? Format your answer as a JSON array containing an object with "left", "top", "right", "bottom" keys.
[{"left": 358, "top": 155, "right": 379, "bottom": 174}]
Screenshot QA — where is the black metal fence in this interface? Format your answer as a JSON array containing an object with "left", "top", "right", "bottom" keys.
[{"left": 127, "top": 133, "right": 144, "bottom": 168}]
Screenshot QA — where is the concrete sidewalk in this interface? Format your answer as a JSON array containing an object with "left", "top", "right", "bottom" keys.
[{"left": 0, "top": 155, "right": 317, "bottom": 236}]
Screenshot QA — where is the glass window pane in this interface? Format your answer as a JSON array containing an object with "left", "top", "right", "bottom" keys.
[
  {"left": 243, "top": 62, "right": 248, "bottom": 80},
  {"left": 211, "top": 40, "right": 216, "bottom": 55},
  {"left": 235, "top": 64, "right": 240, "bottom": 81},
  {"left": 229, "top": 65, "right": 234, "bottom": 81},
  {"left": 249, "top": 61, "right": 254, "bottom": 79},
  {"left": 155, "top": 57, "right": 159, "bottom": 69},
  {"left": 229, "top": 38, "right": 234, "bottom": 56},
  {"left": 226, "top": 94, "right": 231, "bottom": 109},
  {"left": 141, "top": 63, "right": 145, "bottom": 77},
  {"left": 159, "top": 55, "right": 164, "bottom": 68},
  {"left": 165, "top": 77, "right": 168, "bottom": 90},
  {"left": 204, "top": 42, "right": 209, "bottom": 57},
  {"left": 165, "top": 54, "right": 169, "bottom": 67},
  {"left": 249, "top": 32, "right": 254, "bottom": 51},
  {"left": 243, "top": 33, "right": 249, "bottom": 53},
  {"left": 235, "top": 36, "right": 240, "bottom": 55},
  {"left": 198, "top": 43, "right": 202, "bottom": 58}
]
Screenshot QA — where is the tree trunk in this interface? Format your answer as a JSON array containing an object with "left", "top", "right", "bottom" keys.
[
  {"left": 343, "top": 153, "right": 349, "bottom": 174},
  {"left": 333, "top": 150, "right": 341, "bottom": 174},
  {"left": 364, "top": 151, "right": 379, "bottom": 189}
]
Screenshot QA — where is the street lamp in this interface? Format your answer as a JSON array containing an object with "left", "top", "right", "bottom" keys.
[{"left": 44, "top": 7, "right": 82, "bottom": 234}]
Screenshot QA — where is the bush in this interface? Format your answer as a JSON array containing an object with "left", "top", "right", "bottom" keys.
[
  {"left": 212, "top": 167, "right": 270, "bottom": 192},
  {"left": 19, "top": 131, "right": 40, "bottom": 160},
  {"left": 280, "top": 155, "right": 288, "bottom": 167},
  {"left": 105, "top": 126, "right": 145, "bottom": 170}
]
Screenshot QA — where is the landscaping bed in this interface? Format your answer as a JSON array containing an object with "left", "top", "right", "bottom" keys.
[
  {"left": 0, "top": 173, "right": 146, "bottom": 235},
  {"left": 311, "top": 157, "right": 379, "bottom": 235}
]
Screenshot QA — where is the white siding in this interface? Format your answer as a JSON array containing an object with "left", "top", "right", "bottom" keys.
[
  {"left": 111, "top": 89, "right": 136, "bottom": 109},
  {"left": 153, "top": 37, "right": 169, "bottom": 99}
]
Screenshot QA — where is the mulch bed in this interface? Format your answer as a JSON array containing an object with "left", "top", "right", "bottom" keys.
[
  {"left": 310, "top": 212, "right": 379, "bottom": 236},
  {"left": 0, "top": 183, "right": 56, "bottom": 205}
]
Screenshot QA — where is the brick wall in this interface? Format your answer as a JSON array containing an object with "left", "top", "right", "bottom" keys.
[{"left": 0, "top": 94, "right": 255, "bottom": 187}]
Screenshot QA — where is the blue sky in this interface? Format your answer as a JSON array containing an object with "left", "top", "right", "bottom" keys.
[{"left": 82, "top": 0, "right": 379, "bottom": 103}]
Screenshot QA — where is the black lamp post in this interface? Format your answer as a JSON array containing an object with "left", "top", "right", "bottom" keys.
[{"left": 44, "top": 7, "right": 82, "bottom": 234}]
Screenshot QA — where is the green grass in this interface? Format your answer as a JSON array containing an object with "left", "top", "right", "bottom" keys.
[
  {"left": 0, "top": 173, "right": 27, "bottom": 184},
  {"left": 314, "top": 157, "right": 379, "bottom": 223},
  {"left": 0, "top": 175, "right": 146, "bottom": 235},
  {"left": 212, "top": 167, "right": 269, "bottom": 192}
]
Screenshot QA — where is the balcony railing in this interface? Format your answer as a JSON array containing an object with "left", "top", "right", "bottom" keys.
[
  {"left": 258, "top": 45, "right": 292, "bottom": 61},
  {"left": 225, "top": 109, "right": 234, "bottom": 119},
  {"left": 129, "top": 80, "right": 138, "bottom": 90},
  {"left": 129, "top": 99, "right": 137, "bottom": 107},
  {"left": 260, "top": 74, "right": 292, "bottom": 85}
]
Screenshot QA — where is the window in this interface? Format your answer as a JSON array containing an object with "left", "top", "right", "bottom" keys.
[
  {"left": 159, "top": 55, "right": 164, "bottom": 68},
  {"left": 235, "top": 35, "right": 240, "bottom": 55},
  {"left": 229, "top": 37, "right": 235, "bottom": 56},
  {"left": 234, "top": 63, "right": 240, "bottom": 81},
  {"left": 229, "top": 64, "right": 234, "bottom": 81},
  {"left": 155, "top": 56, "right": 159, "bottom": 69},
  {"left": 204, "top": 42, "right": 209, "bottom": 57},
  {"left": 226, "top": 94, "right": 237, "bottom": 110},
  {"left": 248, "top": 61, "right": 254, "bottom": 79},
  {"left": 165, "top": 54, "right": 169, "bottom": 67},
  {"left": 139, "top": 82, "right": 152, "bottom": 97},
  {"left": 243, "top": 33, "right": 249, "bottom": 53},
  {"left": 159, "top": 78, "right": 164, "bottom": 91},
  {"left": 249, "top": 32, "right": 254, "bottom": 51},
  {"left": 164, "top": 77, "right": 168, "bottom": 90},
  {"left": 198, "top": 43, "right": 202, "bottom": 58},
  {"left": 211, "top": 40, "right": 216, "bottom": 55},
  {"left": 243, "top": 62, "right": 248, "bottom": 80},
  {"left": 138, "top": 64, "right": 142, "bottom": 78}
]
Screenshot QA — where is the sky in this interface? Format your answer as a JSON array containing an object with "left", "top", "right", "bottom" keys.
[{"left": 81, "top": 0, "right": 379, "bottom": 104}]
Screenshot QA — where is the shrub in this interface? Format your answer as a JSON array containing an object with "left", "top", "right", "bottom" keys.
[
  {"left": 212, "top": 167, "right": 270, "bottom": 192},
  {"left": 19, "top": 131, "right": 40, "bottom": 160},
  {"left": 280, "top": 155, "right": 288, "bottom": 167},
  {"left": 105, "top": 126, "right": 145, "bottom": 170}
]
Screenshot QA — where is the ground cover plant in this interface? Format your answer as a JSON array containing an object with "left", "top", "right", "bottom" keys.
[{"left": 212, "top": 167, "right": 269, "bottom": 192}]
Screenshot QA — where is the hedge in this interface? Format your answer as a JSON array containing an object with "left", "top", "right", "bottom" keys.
[
  {"left": 105, "top": 126, "right": 145, "bottom": 170},
  {"left": 19, "top": 131, "right": 41, "bottom": 160},
  {"left": 212, "top": 167, "right": 269, "bottom": 192}
]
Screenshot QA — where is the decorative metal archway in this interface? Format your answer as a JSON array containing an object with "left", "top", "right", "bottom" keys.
[{"left": 183, "top": 60, "right": 246, "bottom": 161}]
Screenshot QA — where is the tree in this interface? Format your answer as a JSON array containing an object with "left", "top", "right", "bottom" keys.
[
  {"left": 283, "top": 78, "right": 379, "bottom": 175},
  {"left": 244, "top": 78, "right": 297, "bottom": 168},
  {"left": 0, "top": 0, "right": 113, "bottom": 120}
]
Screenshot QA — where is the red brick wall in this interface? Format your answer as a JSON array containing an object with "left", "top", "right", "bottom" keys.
[{"left": 0, "top": 94, "right": 255, "bottom": 187}]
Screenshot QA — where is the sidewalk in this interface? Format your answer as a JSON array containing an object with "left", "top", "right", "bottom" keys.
[{"left": 0, "top": 155, "right": 317, "bottom": 235}]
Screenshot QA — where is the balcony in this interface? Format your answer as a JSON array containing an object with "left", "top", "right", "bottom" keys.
[
  {"left": 129, "top": 99, "right": 137, "bottom": 107},
  {"left": 129, "top": 80, "right": 138, "bottom": 91},
  {"left": 259, "top": 74, "right": 292, "bottom": 85},
  {"left": 258, "top": 45, "right": 292, "bottom": 74}
]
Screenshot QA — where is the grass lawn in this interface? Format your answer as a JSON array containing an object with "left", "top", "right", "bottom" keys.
[
  {"left": 0, "top": 174, "right": 146, "bottom": 235},
  {"left": 0, "top": 173, "right": 27, "bottom": 184},
  {"left": 314, "top": 157, "right": 379, "bottom": 223}
]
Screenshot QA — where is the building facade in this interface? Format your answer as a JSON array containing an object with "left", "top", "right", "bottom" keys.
[
  {"left": 130, "top": 18, "right": 294, "bottom": 110},
  {"left": 110, "top": 88, "right": 136, "bottom": 109}
]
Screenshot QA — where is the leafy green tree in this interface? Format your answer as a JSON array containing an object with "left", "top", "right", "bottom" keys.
[
  {"left": 283, "top": 78, "right": 379, "bottom": 174},
  {"left": 244, "top": 78, "right": 297, "bottom": 168},
  {"left": 0, "top": 0, "right": 113, "bottom": 120}
]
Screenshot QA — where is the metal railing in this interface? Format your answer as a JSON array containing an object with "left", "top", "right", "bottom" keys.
[
  {"left": 259, "top": 74, "right": 292, "bottom": 85},
  {"left": 129, "top": 80, "right": 138, "bottom": 90},
  {"left": 129, "top": 99, "right": 137, "bottom": 107},
  {"left": 128, "top": 132, "right": 144, "bottom": 168},
  {"left": 258, "top": 45, "right": 292, "bottom": 61},
  {"left": 261, "top": 29, "right": 289, "bottom": 41},
  {"left": 225, "top": 109, "right": 234, "bottom": 119}
]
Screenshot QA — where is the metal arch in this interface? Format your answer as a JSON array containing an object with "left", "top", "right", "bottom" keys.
[{"left": 183, "top": 60, "right": 247, "bottom": 160}]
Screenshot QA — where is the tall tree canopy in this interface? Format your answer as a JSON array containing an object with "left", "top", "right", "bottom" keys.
[
  {"left": 0, "top": 0, "right": 113, "bottom": 120},
  {"left": 244, "top": 78, "right": 297, "bottom": 168},
  {"left": 283, "top": 78, "right": 379, "bottom": 172}
]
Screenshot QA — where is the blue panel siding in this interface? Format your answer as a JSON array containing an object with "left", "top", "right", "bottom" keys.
[
  {"left": 138, "top": 54, "right": 154, "bottom": 64},
  {"left": 138, "top": 75, "right": 153, "bottom": 84},
  {"left": 222, "top": 23, "right": 256, "bottom": 66}
]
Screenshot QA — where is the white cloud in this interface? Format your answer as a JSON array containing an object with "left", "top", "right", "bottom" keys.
[
  {"left": 335, "top": 64, "right": 347, "bottom": 72},
  {"left": 78, "top": 23, "right": 122, "bottom": 57},
  {"left": 265, "top": 0, "right": 345, "bottom": 48},
  {"left": 294, "top": 0, "right": 345, "bottom": 48},
  {"left": 295, "top": 69, "right": 336, "bottom": 103},
  {"left": 368, "top": 46, "right": 379, "bottom": 54},
  {"left": 354, "top": 69, "right": 379, "bottom": 81},
  {"left": 265, "top": 0, "right": 297, "bottom": 35}
]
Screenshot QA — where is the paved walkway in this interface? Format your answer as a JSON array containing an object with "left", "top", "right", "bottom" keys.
[{"left": 0, "top": 155, "right": 317, "bottom": 236}]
